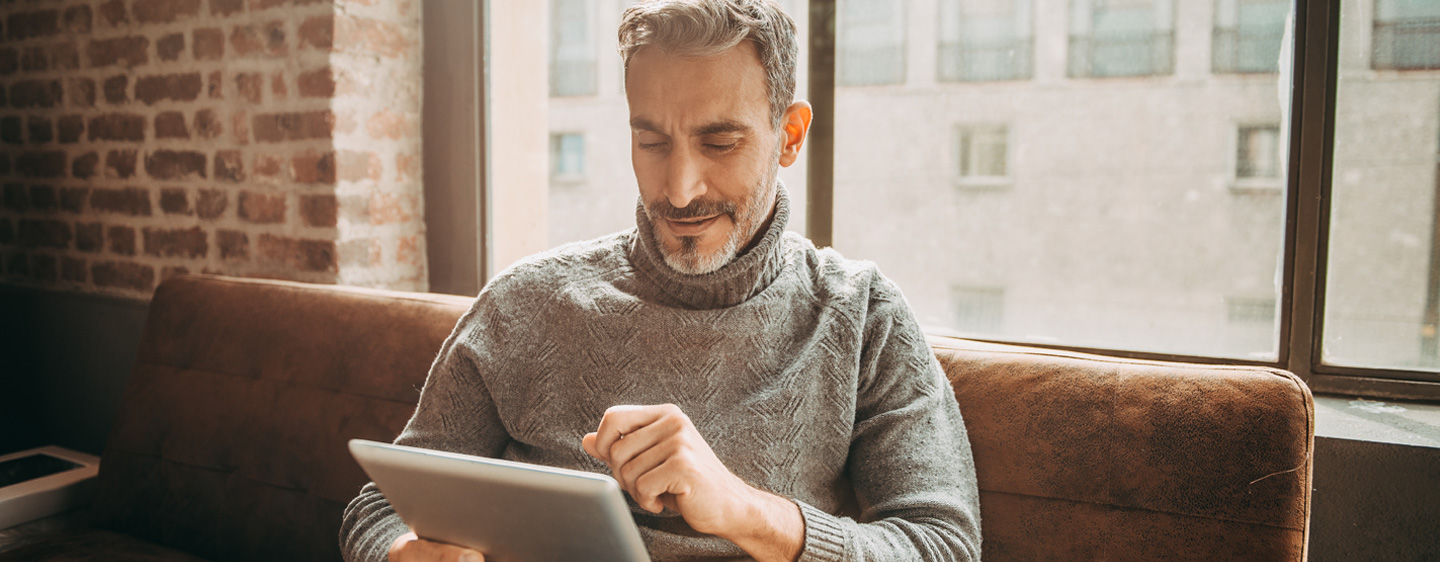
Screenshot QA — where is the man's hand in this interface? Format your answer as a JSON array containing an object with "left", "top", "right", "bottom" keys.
[
  {"left": 388, "top": 531, "right": 484, "bottom": 562},
  {"left": 582, "top": 404, "right": 803, "bottom": 562}
]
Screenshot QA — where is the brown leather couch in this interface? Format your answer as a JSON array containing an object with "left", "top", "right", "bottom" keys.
[{"left": 0, "top": 275, "right": 1313, "bottom": 561}]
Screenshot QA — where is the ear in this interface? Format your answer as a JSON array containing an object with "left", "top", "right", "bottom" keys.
[{"left": 778, "top": 100, "right": 812, "bottom": 168}]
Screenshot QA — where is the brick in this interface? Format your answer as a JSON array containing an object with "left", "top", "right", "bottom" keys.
[
  {"left": 88, "top": 37, "right": 149, "bottom": 68},
  {"left": 194, "top": 28, "right": 224, "bottom": 60},
  {"left": 144, "top": 226, "right": 206, "bottom": 258},
  {"left": 91, "top": 187, "right": 152, "bottom": 216},
  {"left": 2, "top": 184, "right": 27, "bottom": 213},
  {"left": 368, "top": 192, "right": 415, "bottom": 225},
  {"left": 396, "top": 151, "right": 419, "bottom": 181},
  {"left": 231, "top": 23, "right": 287, "bottom": 57},
  {"left": 64, "top": 5, "right": 92, "bottom": 34},
  {"left": 336, "top": 15, "right": 410, "bottom": 58},
  {"left": 397, "top": 235, "right": 421, "bottom": 266},
  {"left": 10, "top": 80, "right": 63, "bottom": 109},
  {"left": 253, "top": 111, "right": 334, "bottom": 142},
  {"left": 250, "top": 0, "right": 288, "bottom": 11},
  {"left": 300, "top": 194, "right": 337, "bottom": 227},
  {"left": 108, "top": 225, "right": 136, "bottom": 255},
  {"left": 232, "top": 111, "right": 249, "bottom": 144},
  {"left": 298, "top": 15, "right": 333, "bottom": 50},
  {"left": 160, "top": 188, "right": 190, "bottom": 215},
  {"left": 145, "top": 150, "right": 206, "bottom": 180},
  {"left": 0, "top": 154, "right": 8, "bottom": 176},
  {"left": 211, "top": 0, "right": 245, "bottom": 17},
  {"left": 7, "top": 10, "right": 60, "bottom": 41},
  {"left": 217, "top": 229, "right": 248, "bottom": 259},
  {"left": 239, "top": 191, "right": 286, "bottom": 223},
  {"left": 195, "top": 109, "right": 223, "bottom": 138},
  {"left": 98, "top": 1, "right": 128, "bottom": 26},
  {"left": 207, "top": 71, "right": 223, "bottom": 98},
  {"left": 89, "top": 114, "right": 145, "bottom": 141},
  {"left": 60, "top": 188, "right": 87, "bottom": 213},
  {"left": 75, "top": 222, "right": 102, "bottom": 253},
  {"left": 297, "top": 67, "right": 335, "bottom": 98},
  {"left": 17, "top": 152, "right": 65, "bottom": 178},
  {"left": 366, "top": 109, "right": 413, "bottom": 140},
  {"left": 27, "top": 117, "right": 53, "bottom": 143},
  {"left": 70, "top": 78, "right": 96, "bottom": 107},
  {"left": 72, "top": 152, "right": 99, "bottom": 179},
  {"left": 270, "top": 71, "right": 287, "bottom": 99},
  {"left": 51, "top": 43, "right": 80, "bottom": 71},
  {"left": 1, "top": 117, "right": 20, "bottom": 145},
  {"left": 103, "top": 75, "right": 129, "bottom": 104},
  {"left": 253, "top": 154, "right": 282, "bottom": 179},
  {"left": 135, "top": 73, "right": 203, "bottom": 105},
  {"left": 196, "top": 188, "right": 227, "bottom": 219},
  {"left": 30, "top": 254, "right": 58, "bottom": 283},
  {"left": 18, "top": 219, "right": 72, "bottom": 249},
  {"left": 105, "top": 149, "right": 138, "bottom": 179},
  {"left": 22, "top": 47, "right": 48, "bottom": 72},
  {"left": 338, "top": 150, "right": 382, "bottom": 182},
  {"left": 29, "top": 186, "right": 57, "bottom": 212},
  {"left": 0, "top": 49, "right": 16, "bottom": 76},
  {"left": 92, "top": 261, "right": 154, "bottom": 292},
  {"left": 155, "top": 112, "right": 189, "bottom": 138},
  {"left": 291, "top": 150, "right": 335, "bottom": 184},
  {"left": 61, "top": 257, "right": 87, "bottom": 282},
  {"left": 158, "top": 33, "right": 185, "bottom": 61},
  {"left": 57, "top": 115, "right": 84, "bottom": 143},
  {"left": 214, "top": 150, "right": 244, "bottom": 182},
  {"left": 5, "top": 252, "right": 30, "bottom": 277},
  {"left": 236, "top": 72, "right": 263, "bottom": 103},
  {"left": 258, "top": 234, "right": 335, "bottom": 273},
  {"left": 0, "top": 219, "right": 11, "bottom": 246},
  {"left": 133, "top": 0, "right": 202, "bottom": 24}
]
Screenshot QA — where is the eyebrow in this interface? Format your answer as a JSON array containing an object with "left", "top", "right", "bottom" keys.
[{"left": 630, "top": 118, "right": 752, "bottom": 137}]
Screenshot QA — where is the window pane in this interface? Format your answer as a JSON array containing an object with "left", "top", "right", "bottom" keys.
[
  {"left": 834, "top": 0, "right": 1291, "bottom": 360},
  {"left": 840, "top": 0, "right": 906, "bottom": 85},
  {"left": 1214, "top": 0, "right": 1288, "bottom": 74},
  {"left": 938, "top": 0, "right": 1034, "bottom": 82},
  {"left": 546, "top": 0, "right": 810, "bottom": 249},
  {"left": 1323, "top": 0, "right": 1440, "bottom": 371},
  {"left": 1069, "top": 0, "right": 1176, "bottom": 78}
]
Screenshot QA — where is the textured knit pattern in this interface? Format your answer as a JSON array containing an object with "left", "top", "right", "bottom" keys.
[{"left": 340, "top": 190, "right": 982, "bottom": 561}]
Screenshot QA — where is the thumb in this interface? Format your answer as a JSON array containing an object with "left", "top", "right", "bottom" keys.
[{"left": 581, "top": 432, "right": 602, "bottom": 460}]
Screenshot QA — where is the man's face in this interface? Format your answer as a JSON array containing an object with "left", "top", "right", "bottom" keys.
[{"left": 626, "top": 42, "right": 783, "bottom": 275}]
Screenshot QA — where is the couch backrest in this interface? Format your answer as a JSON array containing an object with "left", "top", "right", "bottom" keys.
[
  {"left": 91, "top": 275, "right": 471, "bottom": 562},
  {"left": 931, "top": 336, "right": 1313, "bottom": 561}
]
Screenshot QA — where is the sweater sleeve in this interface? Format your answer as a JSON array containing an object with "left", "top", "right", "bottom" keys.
[
  {"left": 339, "top": 295, "right": 515, "bottom": 562},
  {"left": 795, "top": 277, "right": 982, "bottom": 562}
]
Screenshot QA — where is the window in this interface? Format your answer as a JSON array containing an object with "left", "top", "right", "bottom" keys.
[
  {"left": 550, "top": 0, "right": 596, "bottom": 96},
  {"left": 938, "top": 0, "right": 1033, "bottom": 82},
  {"left": 1227, "top": 296, "right": 1278, "bottom": 358},
  {"left": 1372, "top": 0, "right": 1440, "bottom": 70},
  {"left": 956, "top": 125, "right": 1010, "bottom": 185},
  {"left": 1235, "top": 124, "right": 1282, "bottom": 187},
  {"left": 1068, "top": 0, "right": 1176, "bottom": 78},
  {"left": 1213, "top": 0, "right": 1289, "bottom": 74},
  {"left": 952, "top": 286, "right": 1005, "bottom": 334},
  {"left": 839, "top": 0, "right": 906, "bottom": 85},
  {"left": 550, "top": 132, "right": 585, "bottom": 181}
]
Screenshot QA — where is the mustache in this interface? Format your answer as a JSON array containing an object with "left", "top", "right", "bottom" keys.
[{"left": 646, "top": 198, "right": 738, "bottom": 221}]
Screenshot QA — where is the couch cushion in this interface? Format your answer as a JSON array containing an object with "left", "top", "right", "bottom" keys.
[
  {"left": 931, "top": 336, "right": 1313, "bottom": 561},
  {"left": 88, "top": 276, "right": 472, "bottom": 562},
  {"left": 0, "top": 529, "right": 207, "bottom": 561}
]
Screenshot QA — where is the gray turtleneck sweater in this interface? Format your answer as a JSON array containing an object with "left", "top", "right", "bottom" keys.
[{"left": 340, "top": 190, "right": 981, "bottom": 561}]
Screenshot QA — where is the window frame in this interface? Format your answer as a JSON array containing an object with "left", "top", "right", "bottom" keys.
[{"left": 804, "top": 0, "right": 1440, "bottom": 401}]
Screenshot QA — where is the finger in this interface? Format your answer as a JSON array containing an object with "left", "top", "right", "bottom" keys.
[
  {"left": 615, "top": 438, "right": 677, "bottom": 510},
  {"left": 391, "top": 533, "right": 485, "bottom": 562},
  {"left": 633, "top": 457, "right": 688, "bottom": 514},
  {"left": 605, "top": 413, "right": 683, "bottom": 481},
  {"left": 582, "top": 432, "right": 600, "bottom": 460},
  {"left": 592, "top": 405, "right": 669, "bottom": 460}
]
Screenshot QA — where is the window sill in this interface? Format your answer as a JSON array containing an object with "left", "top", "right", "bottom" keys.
[
  {"left": 1314, "top": 394, "right": 1440, "bottom": 449},
  {"left": 1228, "top": 179, "right": 1284, "bottom": 194},
  {"left": 954, "top": 177, "right": 1012, "bottom": 190}
]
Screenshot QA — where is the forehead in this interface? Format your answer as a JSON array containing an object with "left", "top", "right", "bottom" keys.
[{"left": 625, "top": 41, "right": 771, "bottom": 132}]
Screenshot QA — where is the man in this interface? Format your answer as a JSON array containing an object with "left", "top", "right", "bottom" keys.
[{"left": 341, "top": 1, "right": 981, "bottom": 560}]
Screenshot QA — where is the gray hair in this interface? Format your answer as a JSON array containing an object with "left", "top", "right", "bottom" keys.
[{"left": 618, "top": 0, "right": 799, "bottom": 129}]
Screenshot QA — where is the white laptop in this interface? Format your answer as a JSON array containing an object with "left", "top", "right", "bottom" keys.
[{"left": 348, "top": 439, "right": 651, "bottom": 562}]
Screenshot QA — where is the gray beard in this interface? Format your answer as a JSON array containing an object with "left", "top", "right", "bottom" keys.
[{"left": 651, "top": 168, "right": 778, "bottom": 276}]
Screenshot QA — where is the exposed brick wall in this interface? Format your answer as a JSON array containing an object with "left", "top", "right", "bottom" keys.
[{"left": 0, "top": 0, "right": 425, "bottom": 299}]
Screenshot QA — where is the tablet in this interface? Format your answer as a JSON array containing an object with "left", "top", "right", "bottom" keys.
[{"left": 348, "top": 439, "right": 651, "bottom": 562}]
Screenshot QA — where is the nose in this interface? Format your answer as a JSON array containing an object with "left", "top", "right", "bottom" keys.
[{"left": 664, "top": 145, "right": 707, "bottom": 209}]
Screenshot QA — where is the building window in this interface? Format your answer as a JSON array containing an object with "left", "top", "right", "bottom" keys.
[
  {"left": 952, "top": 286, "right": 1005, "bottom": 334},
  {"left": 1068, "top": 0, "right": 1175, "bottom": 78},
  {"left": 1372, "top": 0, "right": 1440, "bottom": 70},
  {"left": 956, "top": 125, "right": 1010, "bottom": 186},
  {"left": 839, "top": 0, "right": 906, "bottom": 86},
  {"left": 938, "top": 0, "right": 1034, "bottom": 82},
  {"left": 550, "top": 0, "right": 596, "bottom": 96},
  {"left": 1213, "top": 0, "right": 1288, "bottom": 74},
  {"left": 1235, "top": 124, "right": 1282, "bottom": 187},
  {"left": 1227, "top": 296, "right": 1278, "bottom": 358},
  {"left": 550, "top": 132, "right": 585, "bottom": 182}
]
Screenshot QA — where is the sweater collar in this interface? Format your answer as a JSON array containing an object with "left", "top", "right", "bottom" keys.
[{"left": 630, "top": 184, "right": 791, "bottom": 310}]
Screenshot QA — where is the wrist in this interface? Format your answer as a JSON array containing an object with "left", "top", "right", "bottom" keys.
[{"left": 723, "top": 486, "right": 804, "bottom": 562}]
